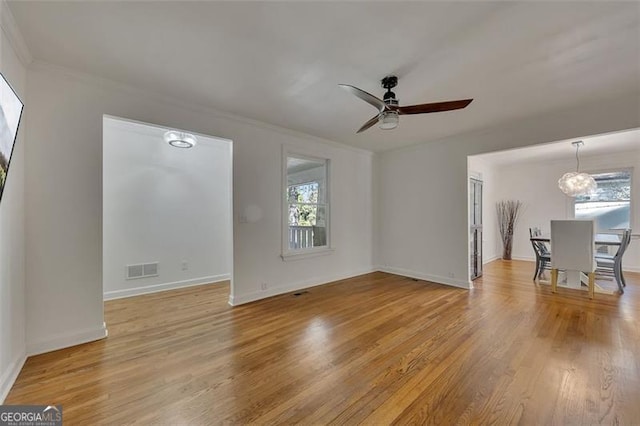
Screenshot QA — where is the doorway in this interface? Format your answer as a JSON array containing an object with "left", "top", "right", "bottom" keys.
[{"left": 102, "top": 116, "right": 233, "bottom": 301}]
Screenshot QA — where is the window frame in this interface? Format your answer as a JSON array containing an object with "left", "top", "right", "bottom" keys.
[
  {"left": 571, "top": 167, "right": 633, "bottom": 232},
  {"left": 281, "top": 147, "right": 333, "bottom": 261}
]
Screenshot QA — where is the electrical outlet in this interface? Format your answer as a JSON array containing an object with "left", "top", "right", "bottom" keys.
[
  {"left": 261, "top": 282, "right": 268, "bottom": 291},
  {"left": 448, "top": 272, "right": 455, "bottom": 278},
  {"left": 181, "top": 261, "right": 188, "bottom": 271}
]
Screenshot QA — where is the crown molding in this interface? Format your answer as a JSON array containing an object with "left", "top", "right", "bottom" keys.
[
  {"left": 29, "top": 59, "right": 374, "bottom": 157},
  {"left": 492, "top": 146, "right": 640, "bottom": 170},
  {"left": 0, "top": 0, "right": 33, "bottom": 66}
]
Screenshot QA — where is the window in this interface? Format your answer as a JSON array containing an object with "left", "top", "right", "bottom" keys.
[
  {"left": 283, "top": 153, "right": 330, "bottom": 259},
  {"left": 574, "top": 170, "right": 631, "bottom": 230},
  {"left": 288, "top": 182, "right": 319, "bottom": 230}
]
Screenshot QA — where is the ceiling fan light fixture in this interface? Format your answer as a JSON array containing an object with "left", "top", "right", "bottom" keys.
[
  {"left": 378, "top": 111, "right": 399, "bottom": 130},
  {"left": 164, "top": 130, "right": 197, "bottom": 148}
]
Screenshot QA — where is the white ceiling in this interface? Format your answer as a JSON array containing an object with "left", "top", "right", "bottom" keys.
[
  {"left": 8, "top": 1, "right": 640, "bottom": 152},
  {"left": 472, "top": 128, "right": 640, "bottom": 166},
  {"left": 104, "top": 116, "right": 231, "bottom": 152}
]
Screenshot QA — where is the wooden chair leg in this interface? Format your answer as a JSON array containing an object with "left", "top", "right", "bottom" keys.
[
  {"left": 588, "top": 272, "right": 595, "bottom": 299},
  {"left": 551, "top": 269, "right": 558, "bottom": 293}
]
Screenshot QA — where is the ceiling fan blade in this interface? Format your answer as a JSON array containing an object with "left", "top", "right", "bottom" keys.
[
  {"left": 339, "top": 84, "right": 387, "bottom": 112},
  {"left": 395, "top": 99, "right": 473, "bottom": 115},
  {"left": 356, "top": 114, "right": 380, "bottom": 133}
]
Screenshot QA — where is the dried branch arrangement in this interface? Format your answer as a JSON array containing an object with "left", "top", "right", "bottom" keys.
[{"left": 496, "top": 200, "right": 523, "bottom": 260}]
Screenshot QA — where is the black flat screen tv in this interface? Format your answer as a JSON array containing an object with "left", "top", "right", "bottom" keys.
[{"left": 0, "top": 72, "right": 24, "bottom": 205}]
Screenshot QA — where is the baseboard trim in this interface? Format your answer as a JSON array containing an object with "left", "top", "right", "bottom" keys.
[
  {"left": 511, "top": 255, "right": 536, "bottom": 262},
  {"left": 104, "top": 274, "right": 230, "bottom": 301},
  {"left": 228, "top": 267, "right": 377, "bottom": 306},
  {"left": 376, "top": 266, "right": 470, "bottom": 289},
  {"left": 483, "top": 255, "right": 499, "bottom": 265},
  {"left": 27, "top": 323, "right": 108, "bottom": 356},
  {"left": 0, "top": 351, "right": 26, "bottom": 404}
]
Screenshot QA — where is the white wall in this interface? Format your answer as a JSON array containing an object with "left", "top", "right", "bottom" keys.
[
  {"left": 24, "top": 62, "right": 374, "bottom": 354},
  {"left": 493, "top": 149, "right": 640, "bottom": 271},
  {"left": 102, "top": 117, "right": 232, "bottom": 300},
  {"left": 0, "top": 2, "right": 28, "bottom": 402},
  {"left": 375, "top": 93, "right": 640, "bottom": 288}
]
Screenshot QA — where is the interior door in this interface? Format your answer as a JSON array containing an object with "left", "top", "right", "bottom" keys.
[{"left": 470, "top": 178, "right": 483, "bottom": 280}]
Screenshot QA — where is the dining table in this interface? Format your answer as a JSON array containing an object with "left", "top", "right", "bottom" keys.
[
  {"left": 530, "top": 233, "right": 621, "bottom": 246},
  {"left": 530, "top": 232, "right": 622, "bottom": 293}
]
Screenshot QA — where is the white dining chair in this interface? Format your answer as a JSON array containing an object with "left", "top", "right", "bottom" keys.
[
  {"left": 550, "top": 220, "right": 596, "bottom": 299},
  {"left": 595, "top": 229, "right": 631, "bottom": 294}
]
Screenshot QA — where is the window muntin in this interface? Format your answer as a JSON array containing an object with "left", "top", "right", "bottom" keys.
[{"left": 574, "top": 170, "right": 631, "bottom": 230}]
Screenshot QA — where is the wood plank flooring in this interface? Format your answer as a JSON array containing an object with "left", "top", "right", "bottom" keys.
[{"left": 6, "top": 260, "right": 640, "bottom": 424}]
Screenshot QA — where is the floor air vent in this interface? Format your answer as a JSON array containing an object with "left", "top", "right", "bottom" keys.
[
  {"left": 293, "top": 291, "right": 309, "bottom": 297},
  {"left": 126, "top": 262, "right": 159, "bottom": 280}
]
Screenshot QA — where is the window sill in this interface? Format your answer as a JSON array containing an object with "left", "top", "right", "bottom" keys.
[{"left": 281, "top": 247, "right": 334, "bottom": 262}]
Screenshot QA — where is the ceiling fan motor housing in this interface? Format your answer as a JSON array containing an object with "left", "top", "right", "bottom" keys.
[{"left": 383, "top": 95, "right": 398, "bottom": 106}]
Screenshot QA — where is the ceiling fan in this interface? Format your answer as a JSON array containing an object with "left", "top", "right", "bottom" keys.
[{"left": 339, "top": 76, "right": 473, "bottom": 133}]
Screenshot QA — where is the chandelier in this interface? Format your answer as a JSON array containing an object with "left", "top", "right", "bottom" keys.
[{"left": 558, "top": 141, "right": 597, "bottom": 197}]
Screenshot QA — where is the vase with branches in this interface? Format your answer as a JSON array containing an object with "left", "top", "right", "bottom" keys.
[{"left": 496, "top": 200, "right": 523, "bottom": 260}]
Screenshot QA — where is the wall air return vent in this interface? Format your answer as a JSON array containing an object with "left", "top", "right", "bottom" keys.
[
  {"left": 143, "top": 263, "right": 158, "bottom": 276},
  {"left": 126, "top": 262, "right": 159, "bottom": 280}
]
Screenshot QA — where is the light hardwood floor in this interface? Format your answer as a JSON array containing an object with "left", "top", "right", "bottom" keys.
[{"left": 6, "top": 260, "right": 640, "bottom": 424}]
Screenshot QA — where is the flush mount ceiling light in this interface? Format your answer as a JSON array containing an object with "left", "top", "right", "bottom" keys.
[
  {"left": 164, "top": 130, "right": 197, "bottom": 148},
  {"left": 558, "top": 141, "right": 597, "bottom": 197}
]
